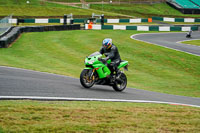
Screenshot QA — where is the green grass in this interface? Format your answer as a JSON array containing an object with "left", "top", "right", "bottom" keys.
[
  {"left": 105, "top": 22, "right": 159, "bottom": 25},
  {"left": 86, "top": 0, "right": 163, "bottom": 2},
  {"left": 90, "top": 3, "right": 200, "bottom": 18},
  {"left": 48, "top": 0, "right": 80, "bottom": 2},
  {"left": 0, "top": 0, "right": 120, "bottom": 17},
  {"left": 0, "top": 100, "right": 199, "bottom": 132},
  {"left": 0, "top": 30, "right": 200, "bottom": 97},
  {"left": 182, "top": 40, "right": 200, "bottom": 46},
  {"left": 167, "top": 22, "right": 200, "bottom": 25},
  {"left": 14, "top": 22, "right": 158, "bottom": 27},
  {"left": 2, "top": 0, "right": 200, "bottom": 18},
  {"left": 37, "top": 0, "right": 165, "bottom": 2}
]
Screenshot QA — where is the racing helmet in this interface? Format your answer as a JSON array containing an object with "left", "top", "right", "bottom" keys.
[{"left": 102, "top": 38, "right": 112, "bottom": 49}]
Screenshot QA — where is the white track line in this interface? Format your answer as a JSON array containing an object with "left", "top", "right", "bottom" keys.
[
  {"left": 1, "top": 64, "right": 200, "bottom": 108},
  {"left": 177, "top": 39, "right": 200, "bottom": 48},
  {"left": 0, "top": 96, "right": 200, "bottom": 108},
  {"left": 130, "top": 33, "right": 200, "bottom": 57}
]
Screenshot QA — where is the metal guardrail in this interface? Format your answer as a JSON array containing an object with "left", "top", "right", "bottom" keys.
[{"left": 0, "top": 15, "right": 12, "bottom": 37}]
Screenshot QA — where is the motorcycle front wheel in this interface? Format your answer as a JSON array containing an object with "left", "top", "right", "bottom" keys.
[
  {"left": 113, "top": 73, "right": 127, "bottom": 92},
  {"left": 80, "top": 69, "right": 95, "bottom": 88}
]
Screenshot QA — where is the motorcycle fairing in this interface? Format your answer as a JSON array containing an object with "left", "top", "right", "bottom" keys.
[{"left": 118, "top": 61, "right": 128, "bottom": 69}]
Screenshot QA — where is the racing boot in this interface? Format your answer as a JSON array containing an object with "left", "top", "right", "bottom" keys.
[{"left": 115, "top": 67, "right": 121, "bottom": 80}]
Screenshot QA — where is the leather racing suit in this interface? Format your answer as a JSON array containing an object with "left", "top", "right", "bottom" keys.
[{"left": 99, "top": 44, "right": 121, "bottom": 74}]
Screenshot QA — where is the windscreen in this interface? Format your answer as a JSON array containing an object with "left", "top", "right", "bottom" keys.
[{"left": 88, "top": 52, "right": 101, "bottom": 57}]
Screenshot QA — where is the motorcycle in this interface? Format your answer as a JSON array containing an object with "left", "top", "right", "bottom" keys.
[
  {"left": 186, "top": 30, "right": 192, "bottom": 38},
  {"left": 80, "top": 52, "right": 129, "bottom": 92}
]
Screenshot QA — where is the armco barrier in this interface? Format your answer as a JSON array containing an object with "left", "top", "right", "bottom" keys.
[
  {"left": 85, "top": 24, "right": 199, "bottom": 31},
  {"left": 9, "top": 18, "right": 149, "bottom": 24},
  {"left": 10, "top": 18, "right": 200, "bottom": 24},
  {"left": 152, "top": 17, "right": 200, "bottom": 22},
  {"left": 0, "top": 24, "right": 80, "bottom": 48},
  {"left": 9, "top": 18, "right": 200, "bottom": 24}
]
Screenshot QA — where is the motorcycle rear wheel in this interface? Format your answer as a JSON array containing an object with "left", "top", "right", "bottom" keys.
[
  {"left": 80, "top": 69, "right": 95, "bottom": 88},
  {"left": 113, "top": 73, "right": 127, "bottom": 92}
]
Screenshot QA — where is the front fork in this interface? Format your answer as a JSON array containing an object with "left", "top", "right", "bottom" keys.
[{"left": 88, "top": 69, "right": 96, "bottom": 80}]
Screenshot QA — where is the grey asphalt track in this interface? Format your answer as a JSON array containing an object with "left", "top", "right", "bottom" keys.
[
  {"left": 131, "top": 32, "right": 200, "bottom": 56},
  {"left": 0, "top": 66, "right": 200, "bottom": 107}
]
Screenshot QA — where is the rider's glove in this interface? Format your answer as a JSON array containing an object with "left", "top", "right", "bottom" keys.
[
  {"left": 102, "top": 58, "right": 107, "bottom": 63},
  {"left": 104, "top": 57, "right": 109, "bottom": 61},
  {"left": 98, "top": 57, "right": 102, "bottom": 61},
  {"left": 98, "top": 57, "right": 109, "bottom": 64}
]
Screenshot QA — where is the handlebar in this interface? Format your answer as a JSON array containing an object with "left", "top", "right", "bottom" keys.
[{"left": 98, "top": 57, "right": 107, "bottom": 64}]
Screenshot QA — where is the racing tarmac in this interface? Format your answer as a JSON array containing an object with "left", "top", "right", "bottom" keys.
[
  {"left": 0, "top": 32, "right": 200, "bottom": 107},
  {"left": 131, "top": 32, "right": 200, "bottom": 56}
]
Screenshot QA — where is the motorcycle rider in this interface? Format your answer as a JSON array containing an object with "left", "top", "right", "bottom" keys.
[
  {"left": 99, "top": 38, "right": 121, "bottom": 77},
  {"left": 186, "top": 30, "right": 192, "bottom": 38}
]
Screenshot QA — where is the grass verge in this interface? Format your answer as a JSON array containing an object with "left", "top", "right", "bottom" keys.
[
  {"left": 0, "top": 0, "right": 120, "bottom": 17},
  {"left": 90, "top": 3, "right": 200, "bottom": 18},
  {"left": 181, "top": 40, "right": 200, "bottom": 46},
  {"left": 0, "top": 100, "right": 199, "bottom": 132},
  {"left": 0, "top": 30, "right": 199, "bottom": 97},
  {"left": 13, "top": 22, "right": 158, "bottom": 27},
  {"left": 2, "top": 0, "right": 200, "bottom": 18}
]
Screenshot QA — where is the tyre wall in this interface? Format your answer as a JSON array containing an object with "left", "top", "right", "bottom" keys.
[{"left": 0, "top": 24, "right": 80, "bottom": 48}]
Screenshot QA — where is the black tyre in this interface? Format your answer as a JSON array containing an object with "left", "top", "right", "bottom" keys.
[
  {"left": 113, "top": 73, "right": 127, "bottom": 92},
  {"left": 80, "top": 69, "right": 95, "bottom": 88}
]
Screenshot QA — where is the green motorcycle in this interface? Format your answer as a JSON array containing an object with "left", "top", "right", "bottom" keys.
[{"left": 80, "top": 52, "right": 129, "bottom": 92}]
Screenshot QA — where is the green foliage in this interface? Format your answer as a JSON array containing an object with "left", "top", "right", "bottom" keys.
[{"left": 0, "top": 30, "right": 199, "bottom": 97}]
